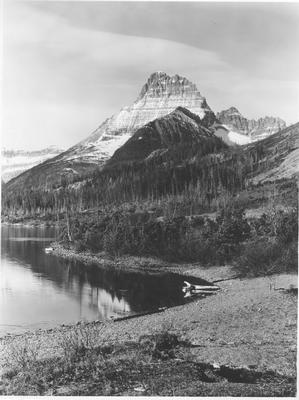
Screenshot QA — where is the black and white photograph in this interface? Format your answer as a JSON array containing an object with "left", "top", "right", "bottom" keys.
[{"left": 1, "top": 0, "right": 298, "bottom": 396}]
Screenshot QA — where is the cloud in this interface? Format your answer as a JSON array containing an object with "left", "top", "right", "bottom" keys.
[
  {"left": 2, "top": 1, "right": 234, "bottom": 149},
  {"left": 30, "top": 1, "right": 299, "bottom": 83},
  {"left": 2, "top": 1, "right": 299, "bottom": 150}
]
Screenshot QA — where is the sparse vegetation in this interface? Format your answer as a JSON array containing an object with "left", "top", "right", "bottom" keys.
[
  {"left": 1, "top": 326, "right": 295, "bottom": 396},
  {"left": 1, "top": 327, "right": 187, "bottom": 396}
]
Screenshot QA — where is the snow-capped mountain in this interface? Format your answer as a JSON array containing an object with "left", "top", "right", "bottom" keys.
[
  {"left": 60, "top": 71, "right": 216, "bottom": 165},
  {"left": 1, "top": 146, "right": 63, "bottom": 182},
  {"left": 3, "top": 72, "right": 287, "bottom": 192},
  {"left": 4, "top": 72, "right": 223, "bottom": 190},
  {"left": 217, "top": 107, "right": 286, "bottom": 142}
]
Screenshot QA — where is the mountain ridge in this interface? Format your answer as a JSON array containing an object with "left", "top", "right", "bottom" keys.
[
  {"left": 2, "top": 120, "right": 298, "bottom": 220},
  {"left": 2, "top": 71, "right": 290, "bottom": 194},
  {"left": 107, "top": 106, "right": 226, "bottom": 166},
  {"left": 217, "top": 107, "right": 286, "bottom": 141},
  {"left": 3, "top": 72, "right": 218, "bottom": 189},
  {"left": 69, "top": 71, "right": 215, "bottom": 162}
]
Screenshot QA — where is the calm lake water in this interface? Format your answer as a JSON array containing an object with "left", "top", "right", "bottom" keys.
[{"left": 1, "top": 224, "right": 208, "bottom": 336}]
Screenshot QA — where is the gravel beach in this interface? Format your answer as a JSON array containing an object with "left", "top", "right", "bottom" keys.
[{"left": 1, "top": 264, "right": 296, "bottom": 378}]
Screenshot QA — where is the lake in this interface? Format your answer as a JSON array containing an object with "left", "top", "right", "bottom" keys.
[{"left": 1, "top": 224, "right": 208, "bottom": 336}]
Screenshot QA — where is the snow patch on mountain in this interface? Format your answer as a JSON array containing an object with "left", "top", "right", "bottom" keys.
[
  {"left": 61, "top": 134, "right": 131, "bottom": 163},
  {"left": 217, "top": 107, "right": 286, "bottom": 141},
  {"left": 1, "top": 147, "right": 63, "bottom": 182},
  {"left": 214, "top": 125, "right": 252, "bottom": 146},
  {"left": 226, "top": 129, "right": 252, "bottom": 145}
]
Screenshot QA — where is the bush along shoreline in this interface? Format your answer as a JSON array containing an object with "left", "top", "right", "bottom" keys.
[{"left": 55, "top": 205, "right": 297, "bottom": 278}]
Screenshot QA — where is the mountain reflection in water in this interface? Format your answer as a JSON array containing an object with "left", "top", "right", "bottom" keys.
[{"left": 1, "top": 224, "right": 207, "bottom": 336}]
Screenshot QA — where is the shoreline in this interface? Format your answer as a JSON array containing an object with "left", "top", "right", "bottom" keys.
[
  {"left": 0, "top": 261, "right": 296, "bottom": 395},
  {"left": 1, "top": 219, "right": 61, "bottom": 228},
  {"left": 1, "top": 268, "right": 297, "bottom": 374},
  {"left": 50, "top": 242, "right": 240, "bottom": 282},
  {"left": 1, "top": 237, "right": 297, "bottom": 395}
]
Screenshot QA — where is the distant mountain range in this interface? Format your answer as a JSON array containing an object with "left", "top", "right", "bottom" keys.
[
  {"left": 2, "top": 71, "right": 288, "bottom": 188},
  {"left": 1, "top": 146, "right": 63, "bottom": 183},
  {"left": 217, "top": 107, "right": 286, "bottom": 142}
]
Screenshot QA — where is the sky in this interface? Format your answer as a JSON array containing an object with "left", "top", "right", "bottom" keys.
[{"left": 2, "top": 1, "right": 299, "bottom": 150}]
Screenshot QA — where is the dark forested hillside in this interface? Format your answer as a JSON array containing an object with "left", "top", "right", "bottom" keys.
[
  {"left": 2, "top": 119, "right": 298, "bottom": 221},
  {"left": 107, "top": 107, "right": 224, "bottom": 166}
]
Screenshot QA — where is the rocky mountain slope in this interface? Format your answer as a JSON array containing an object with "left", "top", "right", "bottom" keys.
[
  {"left": 2, "top": 118, "right": 298, "bottom": 219},
  {"left": 98, "top": 119, "right": 299, "bottom": 212},
  {"left": 107, "top": 107, "right": 226, "bottom": 166},
  {"left": 246, "top": 122, "right": 299, "bottom": 184},
  {"left": 3, "top": 72, "right": 291, "bottom": 203},
  {"left": 3, "top": 72, "right": 221, "bottom": 190},
  {"left": 52, "top": 72, "right": 217, "bottom": 166},
  {"left": 1, "top": 147, "right": 63, "bottom": 183},
  {"left": 217, "top": 107, "right": 286, "bottom": 141},
  {"left": 106, "top": 116, "right": 299, "bottom": 188}
]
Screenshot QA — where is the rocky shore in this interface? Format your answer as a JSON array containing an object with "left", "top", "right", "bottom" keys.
[
  {"left": 0, "top": 243, "right": 297, "bottom": 395},
  {"left": 50, "top": 242, "right": 239, "bottom": 281},
  {"left": 1, "top": 267, "right": 296, "bottom": 369}
]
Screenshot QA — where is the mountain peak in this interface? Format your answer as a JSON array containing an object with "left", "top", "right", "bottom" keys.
[
  {"left": 148, "top": 71, "right": 169, "bottom": 80},
  {"left": 223, "top": 107, "right": 242, "bottom": 116},
  {"left": 6, "top": 71, "right": 216, "bottom": 188},
  {"left": 138, "top": 71, "right": 200, "bottom": 100},
  {"left": 217, "top": 107, "right": 286, "bottom": 141}
]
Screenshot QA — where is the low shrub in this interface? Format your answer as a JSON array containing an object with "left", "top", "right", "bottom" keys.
[
  {"left": 139, "top": 331, "right": 181, "bottom": 360},
  {"left": 59, "top": 325, "right": 104, "bottom": 362},
  {"left": 4, "top": 338, "right": 40, "bottom": 370},
  {"left": 235, "top": 237, "right": 298, "bottom": 277},
  {"left": 280, "top": 241, "right": 298, "bottom": 272},
  {"left": 74, "top": 239, "right": 87, "bottom": 253}
]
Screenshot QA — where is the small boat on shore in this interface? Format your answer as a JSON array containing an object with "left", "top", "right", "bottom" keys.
[
  {"left": 182, "top": 281, "right": 220, "bottom": 294},
  {"left": 45, "top": 247, "right": 54, "bottom": 254}
]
